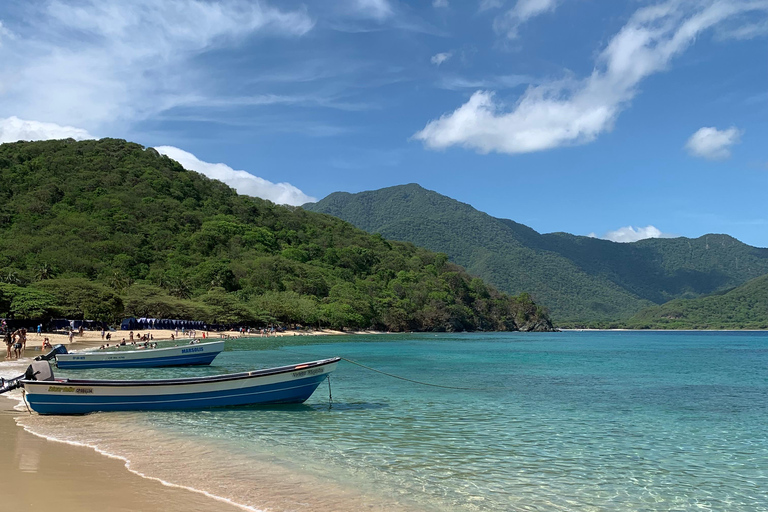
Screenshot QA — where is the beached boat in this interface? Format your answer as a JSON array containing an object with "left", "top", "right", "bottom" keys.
[
  {"left": 0, "top": 357, "right": 339, "bottom": 415},
  {"left": 44, "top": 341, "right": 225, "bottom": 369}
]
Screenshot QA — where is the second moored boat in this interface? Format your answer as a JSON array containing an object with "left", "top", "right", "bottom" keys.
[{"left": 41, "top": 341, "right": 226, "bottom": 369}]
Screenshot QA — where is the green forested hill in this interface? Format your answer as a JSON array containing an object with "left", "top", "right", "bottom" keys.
[
  {"left": 627, "top": 274, "right": 768, "bottom": 329},
  {"left": 303, "top": 184, "right": 768, "bottom": 323},
  {"left": 0, "top": 139, "right": 552, "bottom": 332}
]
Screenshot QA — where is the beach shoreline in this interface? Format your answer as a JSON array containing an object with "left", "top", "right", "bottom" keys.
[
  {"left": 3, "top": 327, "right": 383, "bottom": 361},
  {"left": 1, "top": 397, "right": 254, "bottom": 512},
  {"left": 0, "top": 328, "right": 387, "bottom": 512}
]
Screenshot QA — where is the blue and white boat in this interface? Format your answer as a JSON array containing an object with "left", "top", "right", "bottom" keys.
[
  {"left": 0, "top": 357, "right": 339, "bottom": 415},
  {"left": 51, "top": 341, "right": 225, "bottom": 369}
]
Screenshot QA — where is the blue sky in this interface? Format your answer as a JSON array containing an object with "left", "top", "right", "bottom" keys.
[{"left": 0, "top": 0, "right": 766, "bottom": 246}]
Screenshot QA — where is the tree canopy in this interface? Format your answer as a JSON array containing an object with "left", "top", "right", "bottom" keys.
[{"left": 0, "top": 138, "right": 552, "bottom": 332}]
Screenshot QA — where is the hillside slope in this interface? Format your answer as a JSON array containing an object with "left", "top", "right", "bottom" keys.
[
  {"left": 628, "top": 273, "right": 768, "bottom": 329},
  {"left": 0, "top": 139, "right": 552, "bottom": 332},
  {"left": 304, "top": 184, "right": 768, "bottom": 322}
]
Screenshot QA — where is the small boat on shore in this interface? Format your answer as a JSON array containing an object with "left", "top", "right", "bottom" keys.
[
  {"left": 0, "top": 357, "right": 340, "bottom": 415},
  {"left": 40, "top": 341, "right": 225, "bottom": 369}
]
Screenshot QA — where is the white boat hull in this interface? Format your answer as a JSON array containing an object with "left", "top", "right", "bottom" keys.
[
  {"left": 22, "top": 358, "right": 339, "bottom": 415},
  {"left": 55, "top": 341, "right": 225, "bottom": 369}
]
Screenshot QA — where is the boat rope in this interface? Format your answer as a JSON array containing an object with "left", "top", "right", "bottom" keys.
[
  {"left": 338, "top": 357, "right": 484, "bottom": 391},
  {"left": 327, "top": 374, "right": 333, "bottom": 405},
  {"left": 22, "top": 389, "right": 31, "bottom": 414}
]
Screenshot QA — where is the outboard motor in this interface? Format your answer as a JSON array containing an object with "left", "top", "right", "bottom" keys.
[
  {"left": 0, "top": 361, "right": 55, "bottom": 395},
  {"left": 35, "top": 344, "right": 68, "bottom": 361},
  {"left": 25, "top": 361, "right": 55, "bottom": 381}
]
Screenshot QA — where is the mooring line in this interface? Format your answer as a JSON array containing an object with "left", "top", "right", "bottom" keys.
[
  {"left": 337, "top": 357, "right": 484, "bottom": 391},
  {"left": 284, "top": 349, "right": 488, "bottom": 391}
]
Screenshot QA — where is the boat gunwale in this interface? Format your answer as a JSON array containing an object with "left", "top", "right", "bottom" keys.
[
  {"left": 55, "top": 340, "right": 226, "bottom": 359},
  {"left": 22, "top": 357, "right": 340, "bottom": 387}
]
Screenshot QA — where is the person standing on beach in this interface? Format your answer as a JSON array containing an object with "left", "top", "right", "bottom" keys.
[
  {"left": 37, "top": 323, "right": 42, "bottom": 336},
  {"left": 68, "top": 330, "right": 75, "bottom": 343},
  {"left": 12, "top": 331, "right": 22, "bottom": 359},
  {"left": 4, "top": 330, "right": 12, "bottom": 359},
  {"left": 19, "top": 328, "right": 27, "bottom": 354}
]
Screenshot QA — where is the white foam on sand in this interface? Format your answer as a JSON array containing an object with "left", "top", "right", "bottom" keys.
[
  {"left": 10, "top": 401, "right": 264, "bottom": 512},
  {"left": 2, "top": 356, "right": 262, "bottom": 512}
]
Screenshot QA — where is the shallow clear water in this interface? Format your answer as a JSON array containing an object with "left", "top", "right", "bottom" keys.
[{"left": 4, "top": 331, "right": 768, "bottom": 511}]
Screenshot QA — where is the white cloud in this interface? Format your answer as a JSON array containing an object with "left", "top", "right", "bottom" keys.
[
  {"left": 437, "top": 74, "right": 533, "bottom": 90},
  {"left": 0, "top": 20, "right": 12, "bottom": 46},
  {"left": 353, "top": 0, "right": 394, "bottom": 20},
  {"left": 494, "top": 0, "right": 559, "bottom": 39},
  {"left": 431, "top": 52, "right": 453, "bottom": 66},
  {"left": 0, "top": 116, "right": 94, "bottom": 144},
  {"left": 602, "top": 225, "right": 673, "bottom": 243},
  {"left": 154, "top": 146, "right": 316, "bottom": 206},
  {"left": 685, "top": 126, "right": 742, "bottom": 160},
  {"left": 479, "top": 0, "right": 503, "bottom": 12},
  {"left": 433, "top": 0, "right": 449, "bottom": 8},
  {"left": 415, "top": 0, "right": 768, "bottom": 155},
  {"left": 0, "top": 1, "right": 314, "bottom": 132}
]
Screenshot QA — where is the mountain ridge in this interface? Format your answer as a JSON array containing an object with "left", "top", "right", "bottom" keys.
[
  {"left": 304, "top": 184, "right": 768, "bottom": 322},
  {"left": 628, "top": 273, "right": 768, "bottom": 329}
]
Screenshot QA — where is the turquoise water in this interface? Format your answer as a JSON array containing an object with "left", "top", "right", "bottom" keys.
[{"left": 7, "top": 331, "right": 768, "bottom": 511}]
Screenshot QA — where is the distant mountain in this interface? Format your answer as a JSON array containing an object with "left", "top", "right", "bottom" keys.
[
  {"left": 628, "top": 273, "right": 768, "bottom": 329},
  {"left": 303, "top": 184, "right": 768, "bottom": 323}
]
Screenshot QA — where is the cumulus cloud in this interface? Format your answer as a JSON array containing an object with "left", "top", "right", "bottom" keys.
[
  {"left": 155, "top": 146, "right": 316, "bottom": 206},
  {"left": 685, "top": 126, "right": 742, "bottom": 160},
  {"left": 494, "top": 0, "right": 559, "bottom": 39},
  {"left": 0, "top": 117, "right": 94, "bottom": 144},
  {"left": 431, "top": 52, "right": 453, "bottom": 66},
  {"left": 0, "top": 0, "right": 314, "bottom": 132},
  {"left": 433, "top": 0, "right": 449, "bottom": 7},
  {"left": 415, "top": 0, "right": 768, "bottom": 155},
  {"left": 601, "top": 225, "right": 674, "bottom": 243}
]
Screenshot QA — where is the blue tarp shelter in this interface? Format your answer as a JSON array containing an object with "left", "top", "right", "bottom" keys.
[{"left": 120, "top": 318, "right": 207, "bottom": 330}]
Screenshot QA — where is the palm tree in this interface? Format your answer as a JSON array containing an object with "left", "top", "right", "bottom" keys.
[
  {"left": 168, "top": 278, "right": 192, "bottom": 299},
  {"left": 34, "top": 263, "right": 56, "bottom": 281},
  {"left": 107, "top": 271, "right": 132, "bottom": 293},
  {"left": 2, "top": 270, "right": 21, "bottom": 284}
]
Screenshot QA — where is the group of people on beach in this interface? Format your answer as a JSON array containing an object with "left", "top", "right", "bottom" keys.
[
  {"left": 98, "top": 339, "right": 158, "bottom": 350},
  {"left": 126, "top": 331, "right": 156, "bottom": 343},
  {"left": 3, "top": 328, "right": 27, "bottom": 360}
]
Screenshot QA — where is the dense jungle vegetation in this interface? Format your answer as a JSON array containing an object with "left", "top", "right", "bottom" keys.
[
  {"left": 623, "top": 273, "right": 768, "bottom": 330},
  {"left": 305, "top": 184, "right": 768, "bottom": 324},
  {"left": 0, "top": 138, "right": 552, "bottom": 332}
]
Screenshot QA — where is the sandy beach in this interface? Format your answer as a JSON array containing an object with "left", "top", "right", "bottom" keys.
[
  {"left": 3, "top": 326, "right": 370, "bottom": 362},
  {"left": 1, "top": 398, "right": 250, "bottom": 511},
  {"left": 13, "top": 326, "right": 357, "bottom": 352}
]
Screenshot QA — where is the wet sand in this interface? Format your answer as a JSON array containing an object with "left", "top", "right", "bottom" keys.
[{"left": 1, "top": 398, "right": 251, "bottom": 512}]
